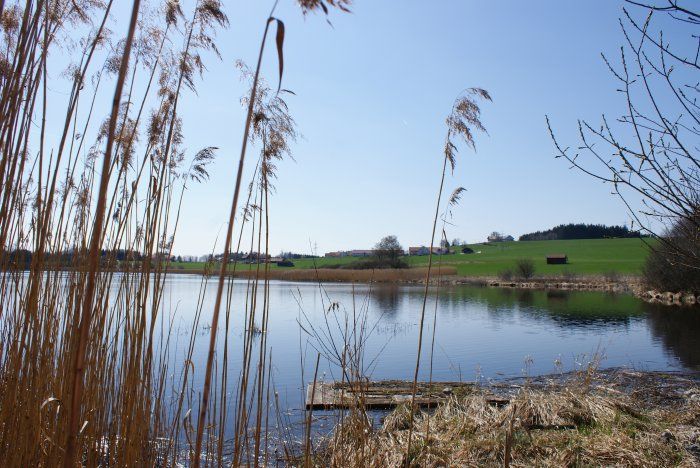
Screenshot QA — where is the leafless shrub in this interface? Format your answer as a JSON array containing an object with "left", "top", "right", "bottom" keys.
[
  {"left": 643, "top": 213, "right": 700, "bottom": 292},
  {"left": 515, "top": 258, "right": 536, "bottom": 280},
  {"left": 561, "top": 268, "right": 577, "bottom": 281}
]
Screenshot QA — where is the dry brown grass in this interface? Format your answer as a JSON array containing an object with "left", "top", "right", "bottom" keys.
[{"left": 316, "top": 371, "right": 700, "bottom": 467}]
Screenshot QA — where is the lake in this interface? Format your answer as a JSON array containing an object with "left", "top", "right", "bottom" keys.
[{"left": 162, "top": 275, "right": 700, "bottom": 429}]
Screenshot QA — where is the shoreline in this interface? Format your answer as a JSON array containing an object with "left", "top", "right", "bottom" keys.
[
  {"left": 163, "top": 267, "right": 700, "bottom": 305},
  {"left": 166, "top": 266, "right": 648, "bottom": 291},
  {"left": 18, "top": 266, "right": 695, "bottom": 306}
]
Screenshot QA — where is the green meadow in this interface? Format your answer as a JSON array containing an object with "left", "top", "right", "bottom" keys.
[
  {"left": 421, "top": 238, "right": 653, "bottom": 276},
  {"left": 170, "top": 238, "right": 653, "bottom": 277}
]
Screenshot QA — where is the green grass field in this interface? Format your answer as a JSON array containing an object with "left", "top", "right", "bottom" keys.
[
  {"left": 428, "top": 238, "right": 653, "bottom": 277},
  {"left": 169, "top": 238, "right": 654, "bottom": 278}
]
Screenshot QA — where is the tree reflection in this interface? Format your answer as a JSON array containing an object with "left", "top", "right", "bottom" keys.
[
  {"left": 363, "top": 283, "right": 700, "bottom": 372},
  {"left": 645, "top": 304, "right": 700, "bottom": 369},
  {"left": 370, "top": 285, "right": 401, "bottom": 316}
]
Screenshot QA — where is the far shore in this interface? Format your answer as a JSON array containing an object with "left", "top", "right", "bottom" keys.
[
  {"left": 165, "top": 265, "right": 630, "bottom": 287},
  {"left": 163, "top": 266, "right": 655, "bottom": 296},
  {"left": 19, "top": 264, "right": 692, "bottom": 305},
  {"left": 161, "top": 267, "right": 700, "bottom": 306}
]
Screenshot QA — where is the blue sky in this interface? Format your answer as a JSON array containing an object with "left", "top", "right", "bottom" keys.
[{"left": 74, "top": 1, "right": 663, "bottom": 256}]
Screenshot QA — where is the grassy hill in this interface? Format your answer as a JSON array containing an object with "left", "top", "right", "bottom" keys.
[
  {"left": 170, "top": 238, "right": 653, "bottom": 278},
  {"left": 435, "top": 238, "right": 651, "bottom": 276}
]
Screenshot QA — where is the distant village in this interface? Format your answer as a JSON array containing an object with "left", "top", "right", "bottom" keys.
[
  {"left": 169, "top": 231, "right": 518, "bottom": 265},
  {"left": 324, "top": 231, "right": 514, "bottom": 258},
  {"left": 44, "top": 226, "right": 628, "bottom": 268}
]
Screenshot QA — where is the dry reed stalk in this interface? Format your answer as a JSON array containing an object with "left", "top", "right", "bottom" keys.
[
  {"left": 503, "top": 402, "right": 516, "bottom": 468},
  {"left": 192, "top": 1, "right": 284, "bottom": 462},
  {"left": 63, "top": 2, "right": 142, "bottom": 465},
  {"left": 295, "top": 263, "right": 393, "bottom": 466},
  {"left": 305, "top": 352, "right": 321, "bottom": 467},
  {"left": 405, "top": 89, "right": 491, "bottom": 465}
]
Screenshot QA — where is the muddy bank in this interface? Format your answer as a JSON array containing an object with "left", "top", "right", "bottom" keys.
[
  {"left": 640, "top": 289, "right": 700, "bottom": 306},
  {"left": 166, "top": 267, "right": 624, "bottom": 289}
]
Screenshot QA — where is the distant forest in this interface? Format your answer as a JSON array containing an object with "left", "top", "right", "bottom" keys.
[{"left": 519, "top": 223, "right": 642, "bottom": 241}]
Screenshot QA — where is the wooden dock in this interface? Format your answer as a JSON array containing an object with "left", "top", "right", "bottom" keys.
[{"left": 305, "top": 380, "right": 509, "bottom": 410}]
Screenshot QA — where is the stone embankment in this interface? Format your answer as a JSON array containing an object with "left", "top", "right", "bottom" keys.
[
  {"left": 482, "top": 279, "right": 630, "bottom": 294},
  {"left": 640, "top": 290, "right": 698, "bottom": 306},
  {"left": 451, "top": 276, "right": 698, "bottom": 307}
]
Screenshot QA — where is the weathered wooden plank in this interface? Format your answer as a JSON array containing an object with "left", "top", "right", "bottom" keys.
[{"left": 305, "top": 380, "right": 495, "bottom": 410}]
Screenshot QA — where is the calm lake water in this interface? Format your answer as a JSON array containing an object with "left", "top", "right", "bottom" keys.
[{"left": 162, "top": 276, "right": 700, "bottom": 422}]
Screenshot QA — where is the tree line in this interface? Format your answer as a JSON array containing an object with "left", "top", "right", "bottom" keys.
[
  {"left": 518, "top": 223, "right": 642, "bottom": 241},
  {"left": 0, "top": 248, "right": 157, "bottom": 270}
]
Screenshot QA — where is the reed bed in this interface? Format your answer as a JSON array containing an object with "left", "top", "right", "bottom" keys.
[
  {"left": 0, "top": 0, "right": 235, "bottom": 464},
  {"left": 219, "top": 266, "right": 457, "bottom": 283},
  {"left": 0, "top": 0, "right": 468, "bottom": 461},
  {"left": 0, "top": 0, "right": 349, "bottom": 466}
]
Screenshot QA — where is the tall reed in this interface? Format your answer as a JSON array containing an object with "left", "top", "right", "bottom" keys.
[
  {"left": 404, "top": 88, "right": 491, "bottom": 464},
  {"left": 0, "top": 0, "right": 232, "bottom": 464},
  {"left": 186, "top": 2, "right": 352, "bottom": 465},
  {"left": 63, "top": 1, "right": 142, "bottom": 464}
]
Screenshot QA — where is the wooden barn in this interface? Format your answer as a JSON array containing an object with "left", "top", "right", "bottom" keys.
[{"left": 546, "top": 254, "right": 568, "bottom": 265}]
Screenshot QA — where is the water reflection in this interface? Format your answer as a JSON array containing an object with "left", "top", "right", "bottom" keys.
[
  {"left": 391, "top": 285, "right": 644, "bottom": 324},
  {"left": 516, "top": 289, "right": 535, "bottom": 307},
  {"left": 646, "top": 304, "right": 700, "bottom": 368},
  {"left": 361, "top": 283, "right": 699, "bottom": 373},
  {"left": 370, "top": 284, "right": 401, "bottom": 315},
  {"left": 160, "top": 276, "right": 699, "bottom": 416}
]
